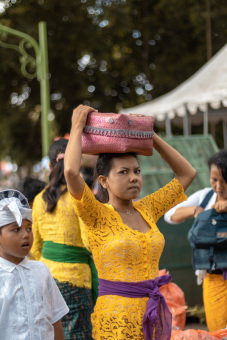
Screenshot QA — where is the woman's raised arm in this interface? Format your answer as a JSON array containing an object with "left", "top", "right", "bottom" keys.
[
  {"left": 153, "top": 133, "right": 196, "bottom": 191},
  {"left": 64, "top": 105, "right": 96, "bottom": 199}
]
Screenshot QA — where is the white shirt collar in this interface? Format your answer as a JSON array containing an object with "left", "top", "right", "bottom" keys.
[{"left": 0, "top": 256, "right": 30, "bottom": 272}]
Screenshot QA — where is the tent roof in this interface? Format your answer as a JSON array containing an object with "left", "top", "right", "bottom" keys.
[{"left": 120, "top": 44, "right": 227, "bottom": 122}]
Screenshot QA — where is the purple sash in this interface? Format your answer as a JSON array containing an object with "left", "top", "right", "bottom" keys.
[
  {"left": 98, "top": 275, "right": 172, "bottom": 340},
  {"left": 222, "top": 269, "right": 227, "bottom": 280}
]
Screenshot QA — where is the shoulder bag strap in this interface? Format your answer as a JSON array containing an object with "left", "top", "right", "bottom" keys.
[{"left": 200, "top": 189, "right": 214, "bottom": 209}]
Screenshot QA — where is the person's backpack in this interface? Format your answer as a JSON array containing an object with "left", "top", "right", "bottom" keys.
[{"left": 188, "top": 189, "right": 227, "bottom": 272}]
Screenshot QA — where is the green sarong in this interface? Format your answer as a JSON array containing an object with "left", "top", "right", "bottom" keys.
[{"left": 42, "top": 241, "right": 98, "bottom": 303}]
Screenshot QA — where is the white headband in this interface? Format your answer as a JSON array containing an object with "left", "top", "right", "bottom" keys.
[{"left": 0, "top": 190, "right": 32, "bottom": 228}]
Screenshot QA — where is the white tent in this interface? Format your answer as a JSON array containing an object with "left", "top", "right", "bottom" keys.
[{"left": 120, "top": 43, "right": 227, "bottom": 146}]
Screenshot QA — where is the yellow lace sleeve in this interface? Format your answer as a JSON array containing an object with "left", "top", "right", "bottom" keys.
[
  {"left": 30, "top": 194, "right": 44, "bottom": 260},
  {"left": 70, "top": 182, "right": 104, "bottom": 251},
  {"left": 138, "top": 178, "right": 187, "bottom": 223},
  {"left": 70, "top": 182, "right": 101, "bottom": 221},
  {"left": 78, "top": 218, "right": 91, "bottom": 252}
]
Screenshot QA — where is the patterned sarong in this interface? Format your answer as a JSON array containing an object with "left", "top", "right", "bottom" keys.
[{"left": 55, "top": 280, "right": 94, "bottom": 340}]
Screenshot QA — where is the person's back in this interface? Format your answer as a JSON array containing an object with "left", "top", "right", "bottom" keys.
[
  {"left": 30, "top": 138, "right": 96, "bottom": 340},
  {"left": 0, "top": 189, "right": 69, "bottom": 340},
  {"left": 31, "top": 188, "right": 92, "bottom": 287}
]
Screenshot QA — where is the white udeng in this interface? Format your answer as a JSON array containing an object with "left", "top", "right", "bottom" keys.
[{"left": 0, "top": 190, "right": 32, "bottom": 227}]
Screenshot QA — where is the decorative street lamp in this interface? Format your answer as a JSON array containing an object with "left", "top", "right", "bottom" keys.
[{"left": 0, "top": 21, "right": 51, "bottom": 157}]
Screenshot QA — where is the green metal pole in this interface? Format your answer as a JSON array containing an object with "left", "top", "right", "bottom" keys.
[
  {"left": 0, "top": 22, "right": 51, "bottom": 158},
  {"left": 38, "top": 21, "right": 51, "bottom": 157},
  {"left": 0, "top": 24, "right": 40, "bottom": 56}
]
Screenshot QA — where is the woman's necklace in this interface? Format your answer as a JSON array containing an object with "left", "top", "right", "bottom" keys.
[{"left": 114, "top": 208, "right": 135, "bottom": 216}]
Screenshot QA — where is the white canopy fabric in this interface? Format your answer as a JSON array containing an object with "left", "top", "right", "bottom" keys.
[{"left": 120, "top": 43, "right": 227, "bottom": 122}]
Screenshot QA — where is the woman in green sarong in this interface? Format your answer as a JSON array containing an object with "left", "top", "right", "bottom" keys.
[{"left": 30, "top": 138, "right": 98, "bottom": 340}]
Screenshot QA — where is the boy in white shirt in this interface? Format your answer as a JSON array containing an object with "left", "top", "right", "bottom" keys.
[{"left": 0, "top": 189, "right": 69, "bottom": 340}]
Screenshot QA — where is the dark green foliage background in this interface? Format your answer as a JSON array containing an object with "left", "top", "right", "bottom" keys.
[{"left": 0, "top": 0, "right": 226, "bottom": 166}]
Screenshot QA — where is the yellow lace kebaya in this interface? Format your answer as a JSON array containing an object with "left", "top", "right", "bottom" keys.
[
  {"left": 70, "top": 178, "right": 187, "bottom": 340},
  {"left": 31, "top": 189, "right": 92, "bottom": 288}
]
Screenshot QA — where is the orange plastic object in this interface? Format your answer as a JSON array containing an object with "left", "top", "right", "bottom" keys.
[
  {"left": 171, "top": 329, "right": 219, "bottom": 339},
  {"left": 211, "top": 328, "right": 227, "bottom": 338},
  {"left": 159, "top": 269, "right": 187, "bottom": 330}
]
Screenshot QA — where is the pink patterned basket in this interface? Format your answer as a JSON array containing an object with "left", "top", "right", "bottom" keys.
[{"left": 81, "top": 111, "right": 154, "bottom": 156}]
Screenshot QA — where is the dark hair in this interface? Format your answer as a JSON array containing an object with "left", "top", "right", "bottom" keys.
[
  {"left": 43, "top": 138, "right": 68, "bottom": 212},
  {"left": 80, "top": 167, "right": 94, "bottom": 189},
  {"left": 208, "top": 149, "right": 227, "bottom": 184},
  {"left": 94, "top": 152, "right": 138, "bottom": 203},
  {"left": 17, "top": 176, "right": 46, "bottom": 204}
]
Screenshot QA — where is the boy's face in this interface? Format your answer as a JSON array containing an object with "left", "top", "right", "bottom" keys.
[{"left": 0, "top": 219, "right": 33, "bottom": 265}]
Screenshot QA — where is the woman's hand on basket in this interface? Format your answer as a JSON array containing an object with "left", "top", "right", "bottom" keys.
[
  {"left": 71, "top": 104, "right": 97, "bottom": 131},
  {"left": 128, "top": 113, "right": 145, "bottom": 117}
]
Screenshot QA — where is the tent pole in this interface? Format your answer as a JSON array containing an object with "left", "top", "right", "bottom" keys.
[
  {"left": 165, "top": 116, "right": 171, "bottom": 136},
  {"left": 189, "top": 116, "right": 191, "bottom": 135},
  {"left": 203, "top": 106, "right": 209, "bottom": 134},
  {"left": 223, "top": 121, "right": 227, "bottom": 149},
  {"left": 210, "top": 122, "right": 215, "bottom": 139},
  {"left": 183, "top": 111, "right": 189, "bottom": 136}
]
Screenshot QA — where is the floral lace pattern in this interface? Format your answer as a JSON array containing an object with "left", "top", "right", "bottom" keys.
[
  {"left": 71, "top": 178, "right": 186, "bottom": 339},
  {"left": 31, "top": 189, "right": 92, "bottom": 288}
]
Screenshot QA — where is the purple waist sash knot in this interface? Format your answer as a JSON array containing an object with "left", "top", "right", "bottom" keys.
[
  {"left": 98, "top": 274, "right": 172, "bottom": 340},
  {"left": 222, "top": 269, "right": 227, "bottom": 280}
]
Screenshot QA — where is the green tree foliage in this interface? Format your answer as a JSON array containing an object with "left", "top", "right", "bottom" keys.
[{"left": 0, "top": 0, "right": 227, "bottom": 166}]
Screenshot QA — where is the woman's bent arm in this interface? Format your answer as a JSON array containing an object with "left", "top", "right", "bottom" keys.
[
  {"left": 64, "top": 105, "right": 96, "bottom": 199},
  {"left": 170, "top": 206, "right": 199, "bottom": 222}
]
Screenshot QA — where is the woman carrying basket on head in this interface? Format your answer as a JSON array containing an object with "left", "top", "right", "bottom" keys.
[{"left": 64, "top": 104, "right": 196, "bottom": 340}]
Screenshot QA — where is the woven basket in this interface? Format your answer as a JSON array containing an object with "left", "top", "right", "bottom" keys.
[{"left": 81, "top": 111, "right": 154, "bottom": 156}]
